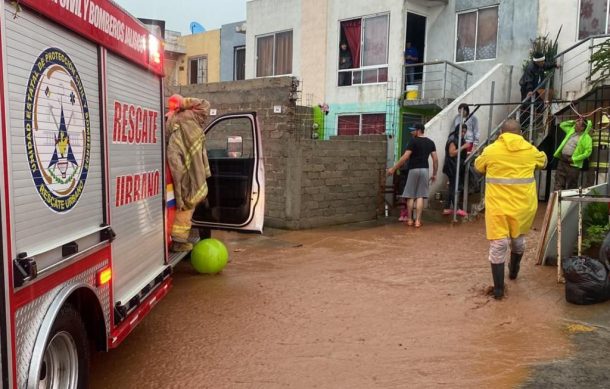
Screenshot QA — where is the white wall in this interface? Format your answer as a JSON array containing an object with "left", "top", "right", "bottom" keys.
[
  {"left": 538, "top": 0, "right": 579, "bottom": 49},
  {"left": 423, "top": 64, "right": 514, "bottom": 198},
  {"left": 426, "top": 0, "right": 538, "bottom": 103},
  {"left": 324, "top": 0, "right": 409, "bottom": 106},
  {"left": 245, "top": 0, "right": 301, "bottom": 79}
]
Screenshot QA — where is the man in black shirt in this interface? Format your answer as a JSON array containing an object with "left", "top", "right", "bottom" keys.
[
  {"left": 519, "top": 52, "right": 558, "bottom": 127},
  {"left": 387, "top": 123, "right": 438, "bottom": 227}
]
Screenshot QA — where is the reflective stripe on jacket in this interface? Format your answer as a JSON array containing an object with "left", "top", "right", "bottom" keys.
[{"left": 475, "top": 132, "right": 547, "bottom": 240}]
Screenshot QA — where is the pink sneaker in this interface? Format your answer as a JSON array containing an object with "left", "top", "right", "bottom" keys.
[
  {"left": 442, "top": 209, "right": 453, "bottom": 215},
  {"left": 456, "top": 209, "right": 468, "bottom": 217},
  {"left": 398, "top": 209, "right": 407, "bottom": 222}
]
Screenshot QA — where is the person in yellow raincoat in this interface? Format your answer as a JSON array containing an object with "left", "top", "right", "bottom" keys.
[
  {"left": 166, "top": 94, "right": 212, "bottom": 252},
  {"left": 474, "top": 119, "right": 547, "bottom": 299}
]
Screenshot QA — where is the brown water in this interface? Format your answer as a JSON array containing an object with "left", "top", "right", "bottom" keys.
[{"left": 90, "top": 215, "right": 573, "bottom": 388}]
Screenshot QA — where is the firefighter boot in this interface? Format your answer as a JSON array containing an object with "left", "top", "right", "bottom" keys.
[
  {"left": 509, "top": 252, "right": 523, "bottom": 280},
  {"left": 171, "top": 241, "right": 193, "bottom": 253},
  {"left": 491, "top": 263, "right": 505, "bottom": 300}
]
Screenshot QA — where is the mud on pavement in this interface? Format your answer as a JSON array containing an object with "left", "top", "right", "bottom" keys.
[{"left": 91, "top": 213, "right": 609, "bottom": 388}]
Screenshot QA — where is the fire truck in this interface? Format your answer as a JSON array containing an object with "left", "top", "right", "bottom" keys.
[{"left": 0, "top": 1, "right": 265, "bottom": 387}]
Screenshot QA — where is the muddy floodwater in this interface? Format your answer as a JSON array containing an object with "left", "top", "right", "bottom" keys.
[{"left": 90, "top": 214, "right": 602, "bottom": 388}]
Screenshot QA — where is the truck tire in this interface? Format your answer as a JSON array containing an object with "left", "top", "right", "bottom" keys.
[{"left": 37, "top": 304, "right": 90, "bottom": 389}]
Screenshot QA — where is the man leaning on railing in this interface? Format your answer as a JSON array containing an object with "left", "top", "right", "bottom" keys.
[{"left": 519, "top": 51, "right": 560, "bottom": 127}]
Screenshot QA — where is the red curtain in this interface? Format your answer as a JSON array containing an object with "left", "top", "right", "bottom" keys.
[
  {"left": 342, "top": 19, "right": 361, "bottom": 68},
  {"left": 361, "top": 114, "right": 386, "bottom": 135},
  {"left": 338, "top": 115, "right": 360, "bottom": 136}
]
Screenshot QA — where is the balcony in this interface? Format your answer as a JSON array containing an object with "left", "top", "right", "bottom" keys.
[
  {"left": 164, "top": 30, "right": 186, "bottom": 55},
  {"left": 402, "top": 60, "right": 472, "bottom": 109}
]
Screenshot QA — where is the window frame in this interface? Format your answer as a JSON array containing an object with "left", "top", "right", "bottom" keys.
[
  {"left": 577, "top": 0, "right": 610, "bottom": 40},
  {"left": 188, "top": 55, "right": 208, "bottom": 84},
  {"left": 336, "top": 112, "right": 386, "bottom": 136},
  {"left": 454, "top": 5, "right": 499, "bottom": 63},
  {"left": 255, "top": 29, "right": 294, "bottom": 78},
  {"left": 337, "top": 12, "right": 391, "bottom": 87}
]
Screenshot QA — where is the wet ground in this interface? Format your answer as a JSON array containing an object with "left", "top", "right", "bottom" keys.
[{"left": 90, "top": 211, "right": 610, "bottom": 388}]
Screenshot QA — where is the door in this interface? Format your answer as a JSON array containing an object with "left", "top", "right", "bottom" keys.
[
  {"left": 0, "top": 202, "right": 7, "bottom": 388},
  {"left": 106, "top": 52, "right": 165, "bottom": 305},
  {"left": 234, "top": 46, "right": 245, "bottom": 81},
  {"left": 405, "top": 12, "right": 427, "bottom": 86},
  {"left": 4, "top": 6, "right": 105, "bottom": 275},
  {"left": 191, "top": 113, "right": 265, "bottom": 232}
]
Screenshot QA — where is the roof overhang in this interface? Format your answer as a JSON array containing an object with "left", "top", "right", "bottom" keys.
[{"left": 408, "top": 0, "right": 449, "bottom": 7}]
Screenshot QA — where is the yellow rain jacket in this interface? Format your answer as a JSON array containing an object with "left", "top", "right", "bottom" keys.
[{"left": 474, "top": 132, "right": 547, "bottom": 240}]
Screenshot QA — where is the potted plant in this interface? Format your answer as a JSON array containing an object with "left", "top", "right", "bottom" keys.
[
  {"left": 589, "top": 38, "right": 610, "bottom": 86},
  {"left": 579, "top": 193, "right": 610, "bottom": 257}
]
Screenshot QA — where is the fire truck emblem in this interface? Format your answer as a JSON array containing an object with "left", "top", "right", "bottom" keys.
[{"left": 24, "top": 48, "right": 91, "bottom": 213}]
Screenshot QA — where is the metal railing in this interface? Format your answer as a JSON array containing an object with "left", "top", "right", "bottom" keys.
[
  {"left": 403, "top": 60, "right": 472, "bottom": 100},
  {"left": 458, "top": 34, "right": 610, "bottom": 219}
]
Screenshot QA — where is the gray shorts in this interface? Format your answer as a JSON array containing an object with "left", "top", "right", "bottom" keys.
[{"left": 401, "top": 168, "right": 429, "bottom": 199}]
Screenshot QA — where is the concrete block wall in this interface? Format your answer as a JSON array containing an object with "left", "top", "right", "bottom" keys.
[
  {"left": 294, "top": 135, "right": 387, "bottom": 229},
  {"left": 167, "top": 77, "right": 387, "bottom": 229}
]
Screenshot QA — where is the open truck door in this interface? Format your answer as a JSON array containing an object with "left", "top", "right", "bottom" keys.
[{"left": 192, "top": 113, "right": 264, "bottom": 233}]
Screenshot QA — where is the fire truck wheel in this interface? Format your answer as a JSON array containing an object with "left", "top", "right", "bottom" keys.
[{"left": 38, "top": 304, "right": 90, "bottom": 389}]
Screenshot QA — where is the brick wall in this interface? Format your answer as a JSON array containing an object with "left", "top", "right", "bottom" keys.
[{"left": 166, "top": 78, "right": 387, "bottom": 229}]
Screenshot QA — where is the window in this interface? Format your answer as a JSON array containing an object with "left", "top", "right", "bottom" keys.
[
  {"left": 256, "top": 30, "right": 293, "bottom": 77},
  {"left": 579, "top": 0, "right": 610, "bottom": 39},
  {"left": 338, "top": 14, "right": 389, "bottom": 87},
  {"left": 189, "top": 56, "right": 208, "bottom": 84},
  {"left": 455, "top": 6, "right": 498, "bottom": 62},
  {"left": 337, "top": 113, "right": 386, "bottom": 136},
  {"left": 234, "top": 46, "right": 245, "bottom": 80}
]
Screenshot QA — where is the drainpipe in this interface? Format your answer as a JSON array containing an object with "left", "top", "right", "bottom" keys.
[
  {"left": 453, "top": 115, "right": 465, "bottom": 223},
  {"left": 488, "top": 81, "right": 495, "bottom": 141},
  {"left": 442, "top": 62, "right": 448, "bottom": 99},
  {"left": 529, "top": 91, "right": 536, "bottom": 143}
]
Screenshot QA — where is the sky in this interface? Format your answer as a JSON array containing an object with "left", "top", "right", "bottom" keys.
[{"left": 114, "top": 0, "right": 247, "bottom": 35}]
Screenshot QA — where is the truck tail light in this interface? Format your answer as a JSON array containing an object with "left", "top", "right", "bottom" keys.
[{"left": 97, "top": 267, "right": 112, "bottom": 286}]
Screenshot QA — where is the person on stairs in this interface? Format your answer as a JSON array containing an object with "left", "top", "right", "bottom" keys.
[
  {"left": 552, "top": 116, "right": 592, "bottom": 191},
  {"left": 443, "top": 123, "right": 469, "bottom": 216},
  {"left": 474, "top": 119, "right": 547, "bottom": 299}
]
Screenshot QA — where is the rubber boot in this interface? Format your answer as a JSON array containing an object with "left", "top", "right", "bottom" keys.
[
  {"left": 491, "top": 263, "right": 505, "bottom": 300},
  {"left": 509, "top": 252, "right": 523, "bottom": 280}
]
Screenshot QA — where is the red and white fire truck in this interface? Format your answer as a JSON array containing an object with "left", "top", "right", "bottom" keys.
[{"left": 0, "top": 1, "right": 265, "bottom": 387}]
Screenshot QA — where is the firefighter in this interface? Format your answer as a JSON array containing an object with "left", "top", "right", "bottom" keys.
[
  {"left": 474, "top": 119, "right": 547, "bottom": 299},
  {"left": 165, "top": 94, "right": 212, "bottom": 252}
]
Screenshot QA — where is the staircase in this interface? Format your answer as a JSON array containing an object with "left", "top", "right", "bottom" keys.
[
  {"left": 461, "top": 34, "right": 610, "bottom": 220},
  {"left": 406, "top": 63, "right": 516, "bottom": 207}
]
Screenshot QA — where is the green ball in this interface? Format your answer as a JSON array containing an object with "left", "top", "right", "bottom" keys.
[{"left": 191, "top": 238, "right": 229, "bottom": 274}]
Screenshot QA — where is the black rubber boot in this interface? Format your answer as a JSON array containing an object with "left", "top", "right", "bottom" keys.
[
  {"left": 509, "top": 253, "right": 523, "bottom": 280},
  {"left": 491, "top": 263, "right": 505, "bottom": 300}
]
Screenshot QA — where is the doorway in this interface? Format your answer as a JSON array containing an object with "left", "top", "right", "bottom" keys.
[{"left": 405, "top": 12, "right": 427, "bottom": 86}]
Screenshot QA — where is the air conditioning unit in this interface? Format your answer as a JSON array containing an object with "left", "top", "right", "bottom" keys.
[{"left": 235, "top": 23, "right": 247, "bottom": 33}]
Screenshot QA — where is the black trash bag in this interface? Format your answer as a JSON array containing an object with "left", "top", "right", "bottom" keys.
[{"left": 562, "top": 256, "right": 610, "bottom": 305}]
